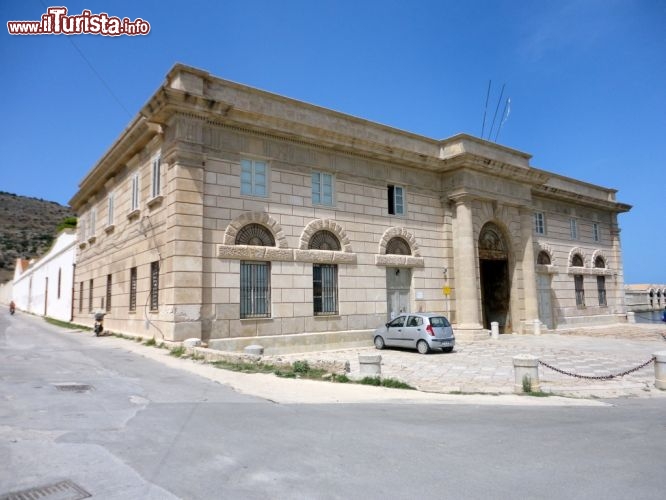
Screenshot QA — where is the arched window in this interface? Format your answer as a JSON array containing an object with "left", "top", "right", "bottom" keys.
[
  {"left": 594, "top": 256, "right": 606, "bottom": 268},
  {"left": 308, "top": 230, "right": 340, "bottom": 251},
  {"left": 537, "top": 251, "right": 551, "bottom": 265},
  {"left": 571, "top": 254, "right": 584, "bottom": 308},
  {"left": 571, "top": 254, "right": 584, "bottom": 267},
  {"left": 235, "top": 224, "right": 275, "bottom": 246},
  {"left": 386, "top": 237, "right": 411, "bottom": 255}
]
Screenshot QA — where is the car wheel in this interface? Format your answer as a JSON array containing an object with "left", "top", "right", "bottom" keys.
[
  {"left": 374, "top": 336, "right": 385, "bottom": 350},
  {"left": 442, "top": 346, "right": 453, "bottom": 353},
  {"left": 417, "top": 340, "right": 429, "bottom": 354}
]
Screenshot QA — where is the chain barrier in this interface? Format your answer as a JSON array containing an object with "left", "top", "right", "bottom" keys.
[{"left": 538, "top": 357, "right": 656, "bottom": 381}]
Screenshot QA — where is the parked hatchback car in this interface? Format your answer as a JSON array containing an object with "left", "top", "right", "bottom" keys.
[{"left": 374, "top": 313, "right": 455, "bottom": 354}]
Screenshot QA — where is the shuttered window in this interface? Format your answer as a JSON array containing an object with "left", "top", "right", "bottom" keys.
[{"left": 129, "top": 267, "right": 137, "bottom": 312}]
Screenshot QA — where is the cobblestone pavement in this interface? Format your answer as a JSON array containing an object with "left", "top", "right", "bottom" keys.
[{"left": 268, "top": 324, "right": 666, "bottom": 398}]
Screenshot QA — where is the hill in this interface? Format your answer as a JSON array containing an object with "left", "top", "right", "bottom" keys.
[{"left": 0, "top": 192, "right": 76, "bottom": 284}]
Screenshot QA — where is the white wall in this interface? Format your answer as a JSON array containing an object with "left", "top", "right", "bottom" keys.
[{"left": 12, "top": 230, "right": 77, "bottom": 322}]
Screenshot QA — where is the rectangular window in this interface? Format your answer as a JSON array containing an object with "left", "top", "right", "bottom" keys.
[
  {"left": 106, "top": 274, "right": 112, "bottom": 312},
  {"left": 534, "top": 212, "right": 545, "bottom": 235},
  {"left": 151, "top": 157, "right": 161, "bottom": 198},
  {"left": 574, "top": 275, "right": 585, "bottom": 308},
  {"left": 570, "top": 218, "right": 578, "bottom": 240},
  {"left": 79, "top": 282, "right": 83, "bottom": 313},
  {"left": 388, "top": 185, "right": 405, "bottom": 215},
  {"left": 107, "top": 192, "right": 115, "bottom": 226},
  {"left": 592, "top": 222, "right": 600, "bottom": 242},
  {"left": 57, "top": 269, "right": 61, "bottom": 299},
  {"left": 129, "top": 267, "right": 137, "bottom": 312},
  {"left": 597, "top": 276, "right": 607, "bottom": 307},
  {"left": 131, "top": 173, "right": 140, "bottom": 211},
  {"left": 312, "top": 172, "right": 334, "bottom": 206},
  {"left": 150, "top": 261, "right": 159, "bottom": 311},
  {"left": 240, "top": 158, "right": 267, "bottom": 197},
  {"left": 88, "top": 278, "right": 94, "bottom": 312},
  {"left": 89, "top": 207, "right": 96, "bottom": 238},
  {"left": 240, "top": 261, "right": 271, "bottom": 318},
  {"left": 313, "top": 264, "right": 338, "bottom": 315}
]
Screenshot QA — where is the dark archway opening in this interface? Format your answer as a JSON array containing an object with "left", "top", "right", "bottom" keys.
[{"left": 479, "top": 223, "right": 511, "bottom": 332}]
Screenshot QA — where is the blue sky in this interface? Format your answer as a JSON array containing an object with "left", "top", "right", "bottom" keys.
[{"left": 1, "top": 0, "right": 664, "bottom": 283}]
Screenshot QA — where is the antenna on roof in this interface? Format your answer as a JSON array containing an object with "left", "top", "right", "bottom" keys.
[
  {"left": 494, "top": 97, "right": 511, "bottom": 142},
  {"left": 488, "top": 83, "right": 505, "bottom": 141},
  {"left": 481, "top": 80, "right": 491, "bottom": 139}
]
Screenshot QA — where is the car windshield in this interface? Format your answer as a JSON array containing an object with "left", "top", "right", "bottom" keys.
[{"left": 429, "top": 316, "right": 451, "bottom": 328}]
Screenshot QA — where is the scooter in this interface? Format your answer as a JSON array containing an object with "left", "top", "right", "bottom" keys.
[{"left": 93, "top": 311, "right": 105, "bottom": 336}]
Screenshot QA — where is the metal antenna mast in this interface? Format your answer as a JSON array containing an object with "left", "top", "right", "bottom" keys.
[
  {"left": 488, "top": 83, "right": 505, "bottom": 141},
  {"left": 481, "top": 80, "right": 491, "bottom": 139}
]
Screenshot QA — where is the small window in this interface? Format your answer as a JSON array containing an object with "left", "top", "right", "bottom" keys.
[
  {"left": 79, "top": 281, "right": 83, "bottom": 313},
  {"left": 106, "top": 274, "right": 112, "bottom": 312},
  {"left": 313, "top": 264, "right": 338, "bottom": 315},
  {"left": 571, "top": 254, "right": 584, "bottom": 267},
  {"left": 312, "top": 172, "right": 334, "bottom": 206},
  {"left": 57, "top": 269, "right": 62, "bottom": 299},
  {"left": 574, "top": 275, "right": 585, "bottom": 308},
  {"left": 594, "top": 256, "right": 606, "bottom": 268},
  {"left": 534, "top": 212, "right": 545, "bottom": 235},
  {"left": 597, "top": 276, "right": 607, "bottom": 307},
  {"left": 131, "top": 173, "right": 140, "bottom": 211},
  {"left": 592, "top": 223, "right": 600, "bottom": 242},
  {"left": 151, "top": 156, "right": 161, "bottom": 198},
  {"left": 537, "top": 251, "right": 551, "bottom": 265},
  {"left": 240, "top": 261, "right": 271, "bottom": 318},
  {"left": 107, "top": 192, "right": 115, "bottom": 226},
  {"left": 88, "top": 279, "right": 94, "bottom": 313},
  {"left": 388, "top": 185, "right": 405, "bottom": 215},
  {"left": 570, "top": 218, "right": 578, "bottom": 240},
  {"left": 129, "top": 267, "right": 137, "bottom": 312},
  {"left": 240, "top": 158, "right": 267, "bottom": 197},
  {"left": 150, "top": 261, "right": 159, "bottom": 311}
]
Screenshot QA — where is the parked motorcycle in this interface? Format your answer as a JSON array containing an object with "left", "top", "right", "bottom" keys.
[{"left": 93, "top": 311, "right": 105, "bottom": 336}]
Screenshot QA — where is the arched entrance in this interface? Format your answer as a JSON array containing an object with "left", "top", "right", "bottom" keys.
[{"left": 478, "top": 223, "right": 511, "bottom": 332}]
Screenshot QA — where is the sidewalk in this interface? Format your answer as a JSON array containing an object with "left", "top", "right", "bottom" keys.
[{"left": 266, "top": 323, "right": 666, "bottom": 399}]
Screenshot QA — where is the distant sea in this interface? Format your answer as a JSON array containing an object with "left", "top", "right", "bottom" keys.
[{"left": 634, "top": 310, "right": 666, "bottom": 324}]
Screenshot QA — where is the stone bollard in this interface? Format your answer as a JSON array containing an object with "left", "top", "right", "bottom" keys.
[
  {"left": 358, "top": 354, "right": 382, "bottom": 376},
  {"left": 513, "top": 354, "right": 540, "bottom": 393},
  {"left": 627, "top": 312, "right": 636, "bottom": 324},
  {"left": 244, "top": 344, "right": 264, "bottom": 356},
  {"left": 490, "top": 321, "right": 499, "bottom": 340},
  {"left": 654, "top": 351, "right": 666, "bottom": 390},
  {"left": 533, "top": 319, "right": 541, "bottom": 336}
]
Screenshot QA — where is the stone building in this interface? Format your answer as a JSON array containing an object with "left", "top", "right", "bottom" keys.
[
  {"left": 625, "top": 284, "right": 666, "bottom": 312},
  {"left": 69, "top": 64, "right": 631, "bottom": 348},
  {"left": 12, "top": 230, "right": 77, "bottom": 322}
]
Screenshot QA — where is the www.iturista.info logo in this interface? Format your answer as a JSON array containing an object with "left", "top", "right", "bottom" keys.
[{"left": 7, "top": 6, "right": 151, "bottom": 36}]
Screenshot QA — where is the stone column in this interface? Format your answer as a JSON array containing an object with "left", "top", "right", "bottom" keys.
[
  {"left": 163, "top": 147, "right": 205, "bottom": 342},
  {"left": 452, "top": 197, "right": 482, "bottom": 330},
  {"left": 610, "top": 214, "right": 626, "bottom": 314},
  {"left": 520, "top": 207, "right": 539, "bottom": 331}
]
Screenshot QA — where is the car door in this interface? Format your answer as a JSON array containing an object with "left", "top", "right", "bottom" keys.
[
  {"left": 402, "top": 315, "right": 423, "bottom": 347},
  {"left": 385, "top": 315, "right": 406, "bottom": 347}
]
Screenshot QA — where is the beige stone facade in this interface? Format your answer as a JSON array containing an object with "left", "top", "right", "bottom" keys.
[{"left": 69, "top": 64, "right": 631, "bottom": 344}]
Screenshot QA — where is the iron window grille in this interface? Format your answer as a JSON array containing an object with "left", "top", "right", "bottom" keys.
[
  {"left": 106, "top": 274, "right": 112, "bottom": 312},
  {"left": 597, "top": 276, "right": 607, "bottom": 307},
  {"left": 150, "top": 261, "right": 159, "bottom": 311},
  {"left": 129, "top": 267, "right": 137, "bottom": 312},
  {"left": 240, "top": 261, "right": 271, "bottom": 318},
  {"left": 88, "top": 279, "right": 93, "bottom": 313},
  {"left": 313, "top": 264, "right": 338, "bottom": 315},
  {"left": 574, "top": 275, "right": 585, "bottom": 308}
]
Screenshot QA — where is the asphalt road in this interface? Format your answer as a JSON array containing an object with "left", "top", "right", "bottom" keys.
[{"left": 1, "top": 312, "right": 665, "bottom": 500}]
